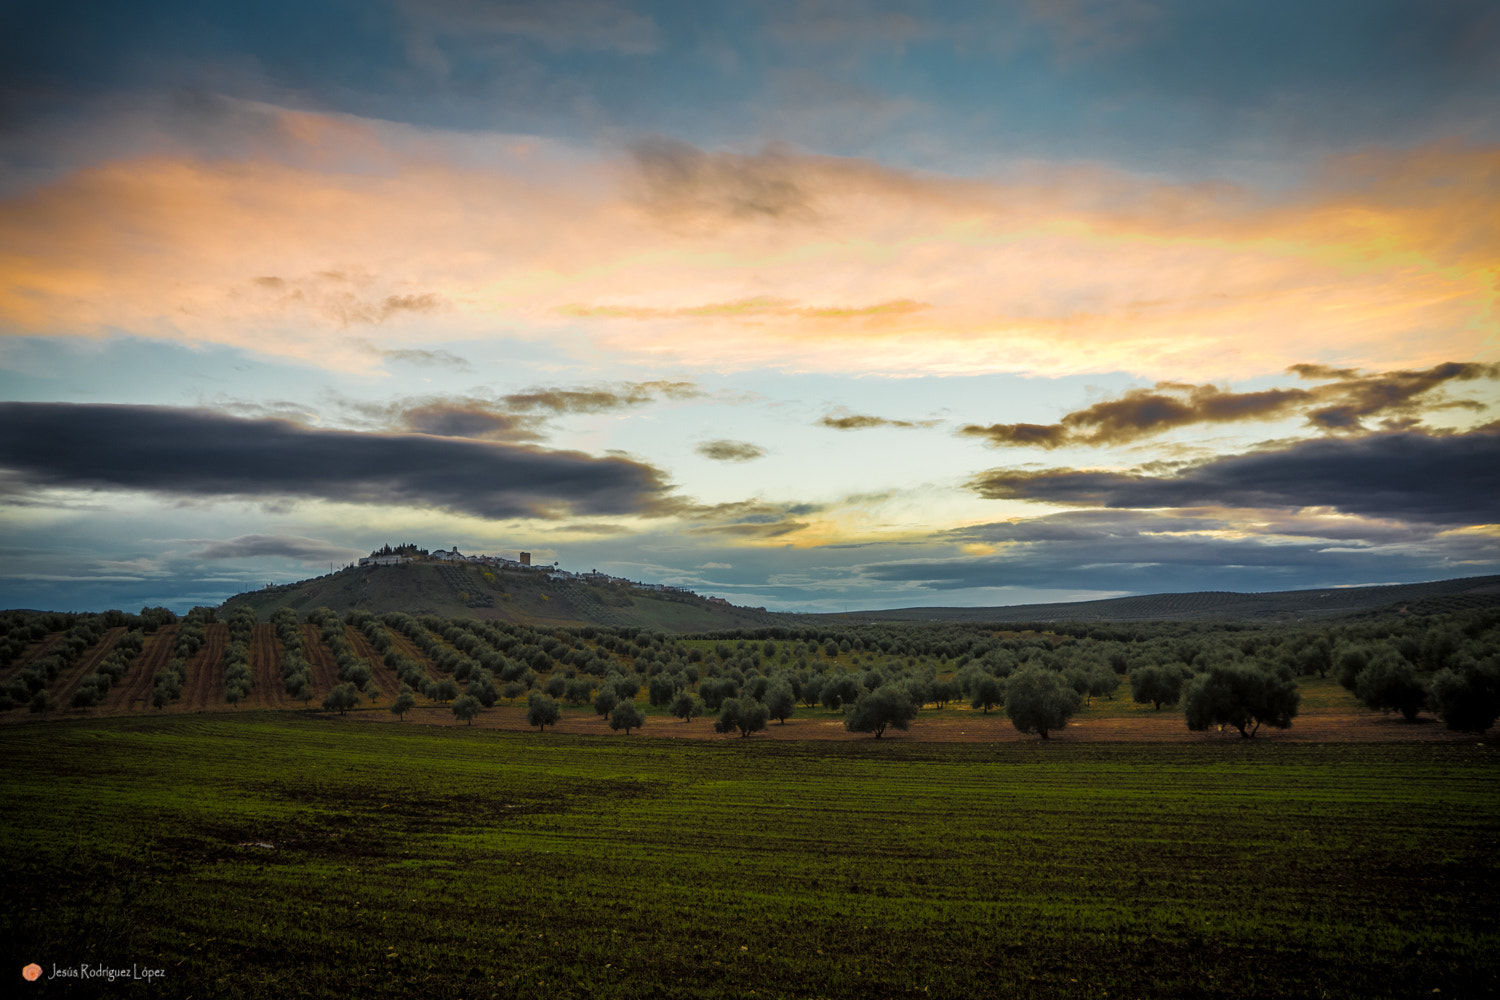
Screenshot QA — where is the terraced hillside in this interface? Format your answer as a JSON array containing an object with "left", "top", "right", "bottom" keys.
[{"left": 219, "top": 561, "right": 788, "bottom": 630}]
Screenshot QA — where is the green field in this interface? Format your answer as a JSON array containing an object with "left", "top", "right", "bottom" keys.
[{"left": 2, "top": 715, "right": 1496, "bottom": 999}]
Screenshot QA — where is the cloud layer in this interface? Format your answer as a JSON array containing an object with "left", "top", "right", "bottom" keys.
[
  {"left": 961, "top": 362, "right": 1500, "bottom": 447},
  {"left": 2, "top": 115, "right": 1495, "bottom": 378},
  {"left": 0, "top": 403, "right": 673, "bottom": 520},
  {"left": 970, "top": 425, "right": 1500, "bottom": 525},
  {"left": 695, "top": 440, "right": 767, "bottom": 462}
]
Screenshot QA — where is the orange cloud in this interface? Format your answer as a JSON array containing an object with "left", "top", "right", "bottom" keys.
[{"left": 1, "top": 110, "right": 1494, "bottom": 379}]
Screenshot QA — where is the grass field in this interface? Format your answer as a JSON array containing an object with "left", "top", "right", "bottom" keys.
[{"left": 2, "top": 714, "right": 1496, "bottom": 999}]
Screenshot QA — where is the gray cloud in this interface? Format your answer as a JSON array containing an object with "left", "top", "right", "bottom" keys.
[
  {"left": 192, "top": 534, "right": 363, "bottom": 562},
  {"left": 960, "top": 362, "right": 1500, "bottom": 448},
  {"left": 630, "top": 136, "right": 816, "bottom": 229},
  {"left": 0, "top": 403, "right": 674, "bottom": 521},
  {"left": 969, "top": 425, "right": 1500, "bottom": 525},
  {"left": 399, "top": 401, "right": 543, "bottom": 441},
  {"left": 861, "top": 507, "right": 1500, "bottom": 594},
  {"left": 820, "top": 410, "right": 941, "bottom": 431},
  {"left": 377, "top": 346, "right": 473, "bottom": 371},
  {"left": 502, "top": 381, "right": 701, "bottom": 414},
  {"left": 337, "top": 381, "right": 704, "bottom": 443},
  {"left": 695, "top": 439, "right": 767, "bottom": 462},
  {"left": 677, "top": 498, "right": 819, "bottom": 538}
]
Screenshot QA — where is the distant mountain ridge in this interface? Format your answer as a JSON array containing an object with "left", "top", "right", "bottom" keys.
[
  {"left": 218, "top": 560, "right": 1500, "bottom": 631},
  {"left": 824, "top": 576, "right": 1500, "bottom": 625}
]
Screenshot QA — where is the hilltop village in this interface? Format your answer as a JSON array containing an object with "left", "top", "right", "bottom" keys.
[{"left": 353, "top": 543, "right": 734, "bottom": 607}]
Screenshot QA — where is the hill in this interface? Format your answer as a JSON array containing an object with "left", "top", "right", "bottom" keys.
[
  {"left": 819, "top": 575, "right": 1500, "bottom": 624},
  {"left": 218, "top": 563, "right": 1500, "bottom": 632},
  {"left": 218, "top": 561, "right": 788, "bottom": 631}
]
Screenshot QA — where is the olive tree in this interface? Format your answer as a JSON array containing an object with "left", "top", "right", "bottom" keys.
[
  {"left": 390, "top": 686, "right": 415, "bottom": 721},
  {"left": 969, "top": 675, "right": 1003, "bottom": 715},
  {"left": 819, "top": 674, "right": 861, "bottom": 711},
  {"left": 844, "top": 686, "right": 919, "bottom": 739},
  {"left": 527, "top": 693, "right": 561, "bottom": 731},
  {"left": 1427, "top": 657, "right": 1500, "bottom": 734},
  {"left": 669, "top": 689, "right": 704, "bottom": 722},
  {"left": 608, "top": 699, "right": 645, "bottom": 734},
  {"left": 1004, "top": 667, "right": 1081, "bottom": 740},
  {"left": 452, "top": 693, "right": 481, "bottom": 725},
  {"left": 1183, "top": 663, "right": 1299, "bottom": 738},
  {"left": 763, "top": 681, "right": 796, "bottom": 724},
  {"left": 1353, "top": 649, "right": 1428, "bottom": 721},
  {"left": 322, "top": 682, "right": 360, "bottom": 716},
  {"left": 1130, "top": 663, "right": 1190, "bottom": 710},
  {"left": 714, "top": 697, "right": 768, "bottom": 738}
]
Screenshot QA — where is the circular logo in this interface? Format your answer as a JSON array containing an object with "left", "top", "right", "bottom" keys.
[{"left": 22, "top": 964, "right": 42, "bottom": 982}]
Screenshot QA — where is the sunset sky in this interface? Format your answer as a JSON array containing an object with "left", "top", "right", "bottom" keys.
[{"left": 2, "top": 0, "right": 1498, "bottom": 614}]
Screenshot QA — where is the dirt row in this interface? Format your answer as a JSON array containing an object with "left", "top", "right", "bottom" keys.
[
  {"left": 345, "top": 627, "right": 404, "bottom": 701},
  {"left": 248, "top": 623, "right": 295, "bottom": 710},
  {"left": 48, "top": 626, "right": 129, "bottom": 708},
  {"left": 0, "top": 631, "right": 70, "bottom": 684},
  {"left": 182, "top": 624, "right": 227, "bottom": 710},
  {"left": 103, "top": 626, "right": 177, "bottom": 711},
  {"left": 300, "top": 623, "right": 344, "bottom": 702}
]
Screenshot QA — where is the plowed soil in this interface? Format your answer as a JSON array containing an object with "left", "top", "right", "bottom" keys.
[
  {"left": 103, "top": 626, "right": 176, "bottom": 711},
  {"left": 0, "top": 632, "right": 66, "bottom": 682},
  {"left": 246, "top": 623, "right": 297, "bottom": 710},
  {"left": 179, "top": 623, "right": 226, "bottom": 712},
  {"left": 346, "top": 628, "right": 403, "bottom": 701},
  {"left": 49, "top": 627, "right": 127, "bottom": 706},
  {"left": 301, "top": 623, "right": 342, "bottom": 698}
]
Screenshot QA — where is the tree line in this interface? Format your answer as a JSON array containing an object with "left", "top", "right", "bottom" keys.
[{"left": 1, "top": 603, "right": 1495, "bottom": 736}]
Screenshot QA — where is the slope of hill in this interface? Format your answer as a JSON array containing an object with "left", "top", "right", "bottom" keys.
[
  {"left": 219, "top": 565, "right": 1500, "bottom": 631},
  {"left": 218, "top": 561, "right": 787, "bottom": 632},
  {"left": 821, "top": 576, "right": 1500, "bottom": 625}
]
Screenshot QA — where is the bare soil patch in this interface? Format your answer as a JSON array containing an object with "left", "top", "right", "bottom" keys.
[
  {"left": 0, "top": 632, "right": 66, "bottom": 683},
  {"left": 301, "top": 623, "right": 342, "bottom": 698},
  {"left": 103, "top": 626, "right": 175, "bottom": 711},
  {"left": 181, "top": 623, "right": 226, "bottom": 711},
  {"left": 332, "top": 700, "right": 1476, "bottom": 743},
  {"left": 49, "top": 626, "right": 127, "bottom": 707}
]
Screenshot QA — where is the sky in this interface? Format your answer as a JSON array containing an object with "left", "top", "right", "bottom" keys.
[{"left": 1, "top": 0, "right": 1498, "bottom": 615}]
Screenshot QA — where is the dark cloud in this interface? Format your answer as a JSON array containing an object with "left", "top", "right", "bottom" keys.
[
  {"left": 0, "top": 403, "right": 673, "bottom": 520},
  {"left": 1295, "top": 361, "right": 1498, "bottom": 430},
  {"left": 696, "top": 440, "right": 767, "bottom": 462},
  {"left": 961, "top": 362, "right": 1500, "bottom": 448},
  {"left": 820, "top": 410, "right": 940, "bottom": 431},
  {"left": 192, "top": 534, "right": 362, "bottom": 562},
  {"left": 399, "top": 402, "right": 541, "bottom": 441},
  {"left": 969, "top": 425, "right": 1500, "bottom": 525},
  {"left": 338, "top": 381, "right": 703, "bottom": 443}
]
